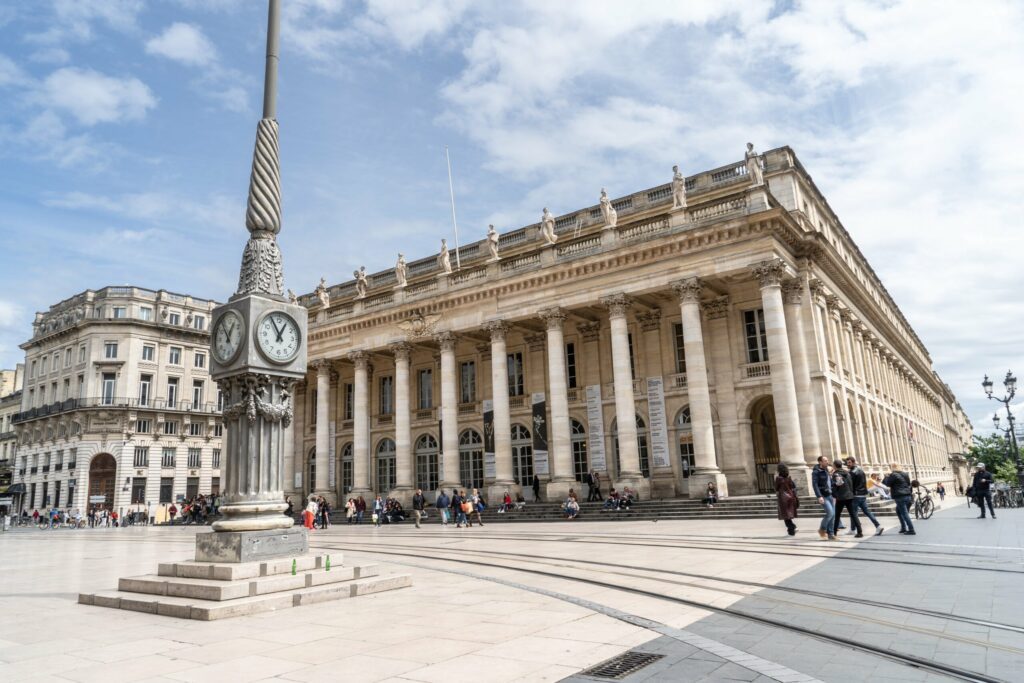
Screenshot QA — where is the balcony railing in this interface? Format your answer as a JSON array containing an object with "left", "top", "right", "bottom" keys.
[
  {"left": 414, "top": 408, "right": 435, "bottom": 422},
  {"left": 508, "top": 396, "right": 526, "bottom": 409},
  {"left": 458, "top": 403, "right": 479, "bottom": 416},
  {"left": 601, "top": 379, "right": 646, "bottom": 398},
  {"left": 566, "top": 388, "right": 580, "bottom": 403},
  {"left": 743, "top": 362, "right": 771, "bottom": 379},
  {"left": 668, "top": 373, "right": 688, "bottom": 389},
  {"left": 13, "top": 397, "right": 222, "bottom": 423},
  {"left": 376, "top": 415, "right": 394, "bottom": 426}
]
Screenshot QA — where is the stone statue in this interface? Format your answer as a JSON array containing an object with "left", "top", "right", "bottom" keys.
[
  {"left": 745, "top": 142, "right": 764, "bottom": 186},
  {"left": 314, "top": 277, "right": 330, "bottom": 308},
  {"left": 599, "top": 188, "right": 617, "bottom": 228},
  {"left": 438, "top": 238, "right": 452, "bottom": 274},
  {"left": 395, "top": 253, "right": 408, "bottom": 288},
  {"left": 287, "top": 288, "right": 298, "bottom": 304},
  {"left": 353, "top": 266, "right": 368, "bottom": 299},
  {"left": 671, "top": 165, "right": 687, "bottom": 209},
  {"left": 486, "top": 224, "right": 500, "bottom": 261},
  {"left": 540, "top": 207, "right": 557, "bottom": 245}
]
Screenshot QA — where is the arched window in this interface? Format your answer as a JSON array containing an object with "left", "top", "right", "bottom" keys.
[
  {"left": 612, "top": 415, "right": 650, "bottom": 478},
  {"left": 511, "top": 424, "right": 533, "bottom": 486},
  {"left": 571, "top": 419, "right": 588, "bottom": 481},
  {"left": 414, "top": 434, "right": 439, "bottom": 492},
  {"left": 375, "top": 438, "right": 396, "bottom": 493},
  {"left": 675, "top": 407, "right": 694, "bottom": 479},
  {"left": 459, "top": 429, "right": 484, "bottom": 490},
  {"left": 340, "top": 442, "right": 353, "bottom": 494}
]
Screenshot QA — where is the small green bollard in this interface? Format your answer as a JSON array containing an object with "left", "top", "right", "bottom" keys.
[
  {"left": 325, "top": 555, "right": 331, "bottom": 571},
  {"left": 291, "top": 558, "right": 297, "bottom": 575}
]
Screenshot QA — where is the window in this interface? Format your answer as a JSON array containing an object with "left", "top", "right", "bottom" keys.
[
  {"left": 54, "top": 481, "right": 61, "bottom": 507},
  {"left": 379, "top": 376, "right": 394, "bottom": 415},
  {"left": 194, "top": 352, "right": 206, "bottom": 369},
  {"left": 169, "top": 312, "right": 181, "bottom": 326},
  {"left": 112, "top": 306, "right": 127, "bottom": 319},
  {"left": 160, "top": 477, "right": 173, "bottom": 504},
  {"left": 188, "top": 422, "right": 203, "bottom": 437},
  {"left": 341, "top": 443, "right": 353, "bottom": 493},
  {"left": 77, "top": 374, "right": 85, "bottom": 399},
  {"left": 133, "top": 446, "right": 149, "bottom": 467},
  {"left": 55, "top": 450, "right": 64, "bottom": 469},
  {"left": 78, "top": 345, "right": 86, "bottom": 363},
  {"left": 212, "top": 449, "right": 221, "bottom": 469},
  {"left": 161, "top": 447, "right": 176, "bottom": 467},
  {"left": 167, "top": 377, "right": 179, "bottom": 406},
  {"left": 53, "top": 352, "right": 59, "bottom": 370},
  {"left": 217, "top": 388, "right": 224, "bottom": 411},
  {"left": 676, "top": 407, "right": 694, "bottom": 479},
  {"left": 507, "top": 352, "right": 524, "bottom": 397},
  {"left": 193, "top": 314, "right": 205, "bottom": 331},
  {"left": 627, "top": 332, "right": 636, "bottom": 379},
  {"left": 343, "top": 383, "right": 354, "bottom": 420},
  {"left": 164, "top": 420, "right": 178, "bottom": 435},
  {"left": 30, "top": 360, "right": 36, "bottom": 378},
  {"left": 460, "top": 361, "right": 476, "bottom": 404},
  {"left": 64, "top": 348, "right": 72, "bottom": 367},
  {"left": 211, "top": 477, "right": 220, "bottom": 496},
  {"left": 169, "top": 347, "right": 182, "bottom": 365},
  {"left": 213, "top": 423, "right": 223, "bottom": 437},
  {"left": 191, "top": 380, "right": 203, "bottom": 409},
  {"left": 104, "top": 342, "right": 118, "bottom": 359},
  {"left": 511, "top": 424, "right": 533, "bottom": 486},
  {"left": 68, "top": 448, "right": 76, "bottom": 469},
  {"left": 142, "top": 345, "right": 155, "bottom": 362},
  {"left": 139, "top": 374, "right": 152, "bottom": 406},
  {"left": 62, "top": 378, "right": 70, "bottom": 400},
  {"left": 375, "top": 438, "right": 397, "bottom": 492},
  {"left": 41, "top": 357, "right": 48, "bottom": 374},
  {"left": 131, "top": 477, "right": 146, "bottom": 504},
  {"left": 136, "top": 419, "right": 151, "bottom": 434},
  {"left": 743, "top": 309, "right": 769, "bottom": 363},
  {"left": 417, "top": 369, "right": 433, "bottom": 410},
  {"left": 571, "top": 419, "right": 588, "bottom": 481},
  {"left": 672, "top": 322, "right": 687, "bottom": 374},
  {"left": 613, "top": 414, "right": 650, "bottom": 479},
  {"left": 188, "top": 448, "right": 202, "bottom": 468},
  {"left": 414, "top": 434, "right": 439, "bottom": 492},
  {"left": 566, "top": 343, "right": 578, "bottom": 389},
  {"left": 459, "top": 429, "right": 484, "bottom": 490},
  {"left": 139, "top": 306, "right": 153, "bottom": 321},
  {"left": 186, "top": 477, "right": 199, "bottom": 500},
  {"left": 101, "top": 373, "right": 116, "bottom": 405}
]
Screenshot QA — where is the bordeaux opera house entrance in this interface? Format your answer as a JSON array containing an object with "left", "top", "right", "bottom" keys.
[
  {"left": 749, "top": 396, "right": 781, "bottom": 493},
  {"left": 88, "top": 452, "right": 116, "bottom": 511}
]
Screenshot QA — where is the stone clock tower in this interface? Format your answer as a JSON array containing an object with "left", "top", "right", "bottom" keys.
[{"left": 200, "top": 0, "right": 308, "bottom": 561}]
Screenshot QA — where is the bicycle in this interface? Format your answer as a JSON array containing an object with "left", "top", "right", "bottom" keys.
[{"left": 913, "top": 484, "right": 934, "bottom": 520}]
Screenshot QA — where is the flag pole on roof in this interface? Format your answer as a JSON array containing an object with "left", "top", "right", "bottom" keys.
[{"left": 445, "top": 145, "right": 462, "bottom": 271}]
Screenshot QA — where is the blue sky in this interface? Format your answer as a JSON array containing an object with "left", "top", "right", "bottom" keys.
[{"left": 1, "top": 0, "right": 1022, "bottom": 431}]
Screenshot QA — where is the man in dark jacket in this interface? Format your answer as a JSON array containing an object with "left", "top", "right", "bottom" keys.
[
  {"left": 972, "top": 464, "right": 996, "bottom": 519},
  {"left": 412, "top": 488, "right": 426, "bottom": 529},
  {"left": 831, "top": 460, "right": 861, "bottom": 538},
  {"left": 811, "top": 456, "right": 835, "bottom": 540},
  {"left": 883, "top": 464, "right": 915, "bottom": 534},
  {"left": 436, "top": 490, "right": 450, "bottom": 526},
  {"left": 846, "top": 457, "right": 884, "bottom": 536}
]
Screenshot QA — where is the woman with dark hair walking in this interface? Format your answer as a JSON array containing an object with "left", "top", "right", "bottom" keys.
[{"left": 775, "top": 463, "right": 799, "bottom": 536}]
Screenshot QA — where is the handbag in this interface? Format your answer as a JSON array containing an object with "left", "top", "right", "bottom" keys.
[{"left": 461, "top": 501, "right": 472, "bottom": 513}]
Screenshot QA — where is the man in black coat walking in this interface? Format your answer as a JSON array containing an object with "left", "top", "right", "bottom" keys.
[{"left": 972, "top": 464, "right": 996, "bottom": 519}]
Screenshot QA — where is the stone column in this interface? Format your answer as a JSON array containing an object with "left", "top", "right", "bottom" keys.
[
  {"left": 782, "top": 280, "right": 822, "bottom": 464},
  {"left": 312, "top": 359, "right": 332, "bottom": 497},
  {"left": 540, "top": 307, "right": 573, "bottom": 499},
  {"left": 390, "top": 342, "right": 413, "bottom": 494},
  {"left": 602, "top": 293, "right": 649, "bottom": 498},
  {"left": 436, "top": 332, "right": 461, "bottom": 490},
  {"left": 751, "top": 260, "right": 808, "bottom": 482},
  {"left": 672, "top": 279, "right": 726, "bottom": 498},
  {"left": 704, "top": 296, "right": 746, "bottom": 492},
  {"left": 349, "top": 351, "right": 371, "bottom": 497},
  {"left": 485, "top": 321, "right": 517, "bottom": 501}
]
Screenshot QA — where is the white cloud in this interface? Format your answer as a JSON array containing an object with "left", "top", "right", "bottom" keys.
[
  {"left": 26, "top": 0, "right": 142, "bottom": 45},
  {"left": 44, "top": 190, "right": 242, "bottom": 233},
  {"left": 146, "top": 22, "right": 218, "bottom": 67},
  {"left": 0, "top": 54, "right": 28, "bottom": 87},
  {"left": 38, "top": 67, "right": 156, "bottom": 125}
]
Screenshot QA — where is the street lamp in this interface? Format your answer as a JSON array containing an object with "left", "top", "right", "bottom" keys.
[{"left": 983, "top": 370, "right": 1022, "bottom": 486}]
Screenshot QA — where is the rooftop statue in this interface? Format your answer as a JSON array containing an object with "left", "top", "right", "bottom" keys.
[
  {"left": 395, "top": 253, "right": 408, "bottom": 288},
  {"left": 599, "top": 188, "right": 617, "bottom": 228},
  {"left": 745, "top": 142, "right": 765, "bottom": 187},
  {"left": 487, "top": 224, "right": 500, "bottom": 262},
  {"left": 438, "top": 239, "right": 452, "bottom": 274},
  {"left": 540, "top": 207, "right": 557, "bottom": 245},
  {"left": 314, "top": 277, "right": 329, "bottom": 308},
  {"left": 671, "top": 165, "right": 687, "bottom": 209},
  {"left": 353, "top": 266, "right": 368, "bottom": 299}
]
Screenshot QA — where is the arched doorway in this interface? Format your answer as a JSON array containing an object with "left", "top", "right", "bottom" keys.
[
  {"left": 459, "top": 429, "right": 483, "bottom": 490},
  {"left": 612, "top": 415, "right": 651, "bottom": 479},
  {"left": 415, "top": 434, "right": 439, "bottom": 492},
  {"left": 674, "top": 406, "right": 695, "bottom": 485},
  {"left": 511, "top": 424, "right": 534, "bottom": 489},
  {"left": 750, "top": 396, "right": 780, "bottom": 493},
  {"left": 340, "top": 443, "right": 353, "bottom": 495},
  {"left": 376, "top": 438, "right": 396, "bottom": 494},
  {"left": 570, "top": 419, "right": 588, "bottom": 482},
  {"left": 88, "top": 453, "right": 116, "bottom": 512}
]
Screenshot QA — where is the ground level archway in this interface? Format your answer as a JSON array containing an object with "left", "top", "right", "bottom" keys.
[
  {"left": 88, "top": 452, "right": 116, "bottom": 511},
  {"left": 749, "top": 396, "right": 780, "bottom": 493}
]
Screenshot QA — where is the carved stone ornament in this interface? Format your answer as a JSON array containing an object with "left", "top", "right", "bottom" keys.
[
  {"left": 702, "top": 296, "right": 730, "bottom": 320},
  {"left": 347, "top": 350, "right": 369, "bottom": 369},
  {"left": 636, "top": 308, "right": 662, "bottom": 332},
  {"left": 434, "top": 331, "right": 458, "bottom": 352},
  {"left": 524, "top": 333, "right": 546, "bottom": 351},
  {"left": 483, "top": 319, "right": 509, "bottom": 341},
  {"left": 751, "top": 258, "right": 787, "bottom": 288},
  {"left": 540, "top": 208, "right": 557, "bottom": 245},
  {"left": 601, "top": 293, "right": 632, "bottom": 318},
  {"left": 671, "top": 165, "right": 687, "bottom": 209},
  {"left": 438, "top": 239, "right": 452, "bottom": 274},
  {"left": 389, "top": 341, "right": 412, "bottom": 361},
  {"left": 672, "top": 277, "right": 703, "bottom": 304},
  {"left": 354, "top": 266, "right": 368, "bottom": 299},
  {"left": 287, "top": 288, "right": 298, "bottom": 304},
  {"left": 397, "top": 312, "right": 442, "bottom": 338},
  {"left": 781, "top": 279, "right": 803, "bottom": 305},
  {"left": 538, "top": 306, "right": 568, "bottom": 330},
  {"left": 486, "top": 224, "right": 500, "bottom": 261},
  {"left": 220, "top": 374, "right": 294, "bottom": 427},
  {"left": 311, "top": 358, "right": 332, "bottom": 375},
  {"left": 395, "top": 254, "right": 408, "bottom": 288},
  {"left": 314, "top": 277, "right": 330, "bottom": 308},
  {"left": 236, "top": 118, "right": 285, "bottom": 296},
  {"left": 599, "top": 188, "right": 618, "bottom": 228},
  {"left": 745, "top": 142, "right": 765, "bottom": 187},
  {"left": 808, "top": 278, "right": 827, "bottom": 301}
]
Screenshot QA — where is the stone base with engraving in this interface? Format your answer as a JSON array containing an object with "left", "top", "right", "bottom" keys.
[{"left": 194, "top": 528, "right": 308, "bottom": 564}]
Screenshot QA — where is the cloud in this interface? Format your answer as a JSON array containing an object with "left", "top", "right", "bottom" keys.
[
  {"left": 146, "top": 22, "right": 218, "bottom": 67},
  {"left": 44, "top": 190, "right": 242, "bottom": 233},
  {"left": 0, "top": 54, "right": 29, "bottom": 87},
  {"left": 26, "top": 0, "right": 142, "bottom": 45},
  {"left": 38, "top": 67, "right": 156, "bottom": 125}
]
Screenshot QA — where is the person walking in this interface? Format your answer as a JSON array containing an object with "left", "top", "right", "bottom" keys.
[
  {"left": 591, "top": 470, "right": 603, "bottom": 502},
  {"left": 168, "top": 503, "right": 177, "bottom": 525},
  {"left": 372, "top": 495, "right": 384, "bottom": 527},
  {"left": 284, "top": 497, "right": 293, "bottom": 519},
  {"left": 883, "top": 463, "right": 916, "bottom": 534},
  {"left": 531, "top": 474, "right": 541, "bottom": 502},
  {"left": 355, "top": 495, "right": 366, "bottom": 524},
  {"left": 935, "top": 482, "right": 946, "bottom": 502},
  {"left": 775, "top": 463, "right": 799, "bottom": 536},
  {"left": 812, "top": 455, "right": 836, "bottom": 540},
  {"left": 303, "top": 496, "right": 317, "bottom": 531},
  {"left": 345, "top": 498, "right": 356, "bottom": 524},
  {"left": 971, "top": 464, "right": 996, "bottom": 519},
  {"left": 436, "top": 489, "right": 451, "bottom": 526},
  {"left": 470, "top": 488, "right": 485, "bottom": 527},
  {"left": 846, "top": 457, "right": 884, "bottom": 536},
  {"left": 451, "top": 490, "right": 466, "bottom": 528},
  {"left": 831, "top": 460, "right": 861, "bottom": 538},
  {"left": 412, "top": 489, "right": 426, "bottom": 529}
]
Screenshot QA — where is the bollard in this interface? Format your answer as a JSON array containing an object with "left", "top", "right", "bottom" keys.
[
  {"left": 325, "top": 554, "right": 331, "bottom": 571},
  {"left": 291, "top": 558, "right": 297, "bottom": 575}
]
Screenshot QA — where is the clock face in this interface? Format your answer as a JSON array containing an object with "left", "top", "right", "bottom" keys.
[
  {"left": 212, "top": 310, "right": 244, "bottom": 364},
  {"left": 256, "top": 311, "right": 301, "bottom": 364}
]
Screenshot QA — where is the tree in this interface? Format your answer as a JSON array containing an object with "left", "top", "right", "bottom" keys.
[
  {"left": 993, "top": 460, "right": 1018, "bottom": 484},
  {"left": 966, "top": 434, "right": 1021, "bottom": 469}
]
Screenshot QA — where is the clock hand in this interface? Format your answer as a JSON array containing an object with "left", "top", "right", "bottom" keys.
[{"left": 272, "top": 317, "right": 284, "bottom": 342}]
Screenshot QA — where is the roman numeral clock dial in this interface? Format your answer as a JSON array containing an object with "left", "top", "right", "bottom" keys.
[{"left": 256, "top": 311, "right": 301, "bottom": 364}]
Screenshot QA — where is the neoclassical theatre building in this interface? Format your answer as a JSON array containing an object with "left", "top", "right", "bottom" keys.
[{"left": 290, "top": 146, "right": 972, "bottom": 504}]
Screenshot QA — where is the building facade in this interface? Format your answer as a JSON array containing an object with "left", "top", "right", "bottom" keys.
[
  {"left": 287, "top": 146, "right": 970, "bottom": 505},
  {"left": 1, "top": 386, "right": 22, "bottom": 511},
  {"left": 11, "top": 287, "right": 224, "bottom": 515}
]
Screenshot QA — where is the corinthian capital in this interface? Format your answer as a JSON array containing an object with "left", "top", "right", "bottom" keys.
[
  {"left": 672, "top": 277, "right": 703, "bottom": 304},
  {"left": 538, "top": 306, "right": 568, "bottom": 331},
  {"left": 311, "top": 358, "right": 333, "bottom": 375},
  {"left": 347, "top": 350, "right": 368, "bottom": 369},
  {"left": 434, "top": 331, "right": 458, "bottom": 352},
  {"left": 389, "top": 341, "right": 412, "bottom": 362},
  {"left": 483, "top": 319, "right": 508, "bottom": 341},
  {"left": 702, "top": 296, "right": 730, "bottom": 320},
  {"left": 601, "top": 293, "right": 632, "bottom": 318},
  {"left": 751, "top": 258, "right": 788, "bottom": 288},
  {"left": 781, "top": 279, "right": 803, "bottom": 305}
]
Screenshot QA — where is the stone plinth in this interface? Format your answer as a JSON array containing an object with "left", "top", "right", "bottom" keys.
[{"left": 195, "top": 528, "right": 308, "bottom": 564}]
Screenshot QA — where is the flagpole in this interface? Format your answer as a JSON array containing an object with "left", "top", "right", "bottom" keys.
[{"left": 445, "top": 145, "right": 462, "bottom": 271}]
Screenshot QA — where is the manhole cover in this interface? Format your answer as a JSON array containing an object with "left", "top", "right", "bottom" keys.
[{"left": 580, "top": 652, "right": 665, "bottom": 679}]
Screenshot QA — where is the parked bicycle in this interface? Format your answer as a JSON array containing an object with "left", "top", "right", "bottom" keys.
[{"left": 913, "top": 483, "right": 934, "bottom": 520}]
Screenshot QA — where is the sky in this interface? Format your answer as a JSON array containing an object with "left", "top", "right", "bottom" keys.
[{"left": 0, "top": 0, "right": 1022, "bottom": 433}]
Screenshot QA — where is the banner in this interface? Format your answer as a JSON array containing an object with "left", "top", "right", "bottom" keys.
[
  {"left": 328, "top": 421, "right": 336, "bottom": 488},
  {"left": 483, "top": 399, "right": 496, "bottom": 479},
  {"left": 294, "top": 472, "right": 302, "bottom": 489},
  {"left": 531, "top": 392, "right": 549, "bottom": 475},
  {"left": 585, "top": 385, "right": 607, "bottom": 471},
  {"left": 646, "top": 377, "right": 671, "bottom": 468}
]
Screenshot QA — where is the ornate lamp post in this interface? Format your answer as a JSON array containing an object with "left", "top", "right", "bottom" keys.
[{"left": 983, "top": 371, "right": 1023, "bottom": 486}]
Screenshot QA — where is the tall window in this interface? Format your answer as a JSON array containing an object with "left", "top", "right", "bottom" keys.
[
  {"left": 194, "top": 352, "right": 206, "bottom": 369},
  {"left": 379, "top": 376, "right": 394, "bottom": 415},
  {"left": 672, "top": 322, "right": 687, "bottom": 373},
  {"left": 142, "top": 345, "right": 155, "bottom": 361},
  {"left": 169, "top": 312, "right": 181, "bottom": 326},
  {"left": 341, "top": 442, "right": 353, "bottom": 493},
  {"left": 41, "top": 356, "right": 48, "bottom": 374},
  {"left": 161, "top": 447, "right": 176, "bottom": 467},
  {"left": 160, "top": 477, "right": 173, "bottom": 503},
  {"left": 511, "top": 424, "right": 533, "bottom": 486},
  {"left": 460, "top": 361, "right": 476, "bottom": 404},
  {"left": 343, "top": 383, "right": 354, "bottom": 420},
  {"left": 78, "top": 345, "right": 86, "bottom": 363},
  {"left": 64, "top": 348, "right": 72, "bottom": 367},
  {"left": 139, "top": 374, "right": 152, "bottom": 406},
  {"left": 565, "top": 343, "right": 578, "bottom": 389},
  {"left": 131, "top": 477, "right": 146, "bottom": 504},
  {"left": 169, "top": 347, "right": 182, "bottom": 365},
  {"left": 375, "top": 438, "right": 396, "bottom": 492},
  {"left": 507, "top": 352, "right": 524, "bottom": 397},
  {"left": 192, "top": 380, "right": 204, "bottom": 409},
  {"left": 193, "top": 314, "right": 206, "bottom": 331},
  {"left": 571, "top": 419, "right": 588, "bottom": 481},
  {"left": 104, "top": 342, "right": 118, "bottom": 359},
  {"left": 112, "top": 306, "right": 127, "bottom": 319},
  {"left": 613, "top": 414, "right": 651, "bottom": 479},
  {"left": 627, "top": 333, "right": 636, "bottom": 379},
  {"left": 167, "top": 377, "right": 179, "bottom": 406},
  {"left": 133, "top": 447, "right": 149, "bottom": 467},
  {"left": 212, "top": 449, "right": 221, "bottom": 469},
  {"left": 188, "top": 448, "right": 202, "bottom": 468},
  {"left": 77, "top": 374, "right": 85, "bottom": 399},
  {"left": 62, "top": 378, "right": 70, "bottom": 400},
  {"left": 101, "top": 373, "right": 116, "bottom": 405},
  {"left": 417, "top": 369, "right": 433, "bottom": 409},
  {"left": 675, "top": 407, "right": 695, "bottom": 479},
  {"left": 743, "top": 309, "right": 769, "bottom": 363},
  {"left": 414, "top": 434, "right": 439, "bottom": 492},
  {"left": 459, "top": 429, "right": 484, "bottom": 489},
  {"left": 140, "top": 307, "right": 153, "bottom": 321}
]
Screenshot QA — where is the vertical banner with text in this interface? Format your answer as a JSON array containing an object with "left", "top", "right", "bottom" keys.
[
  {"left": 646, "top": 377, "right": 671, "bottom": 468},
  {"left": 531, "top": 392, "right": 549, "bottom": 475},
  {"left": 483, "top": 399, "right": 496, "bottom": 479},
  {"left": 585, "top": 385, "right": 607, "bottom": 471},
  {"left": 328, "top": 420, "right": 337, "bottom": 488}
]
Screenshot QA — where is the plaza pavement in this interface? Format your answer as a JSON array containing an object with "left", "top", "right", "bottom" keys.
[{"left": 0, "top": 495, "right": 1020, "bottom": 683}]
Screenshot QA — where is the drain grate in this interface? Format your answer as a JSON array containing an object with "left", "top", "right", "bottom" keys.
[{"left": 580, "top": 652, "right": 665, "bottom": 679}]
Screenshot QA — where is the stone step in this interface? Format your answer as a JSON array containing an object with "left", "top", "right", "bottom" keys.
[{"left": 157, "top": 553, "right": 342, "bottom": 581}]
